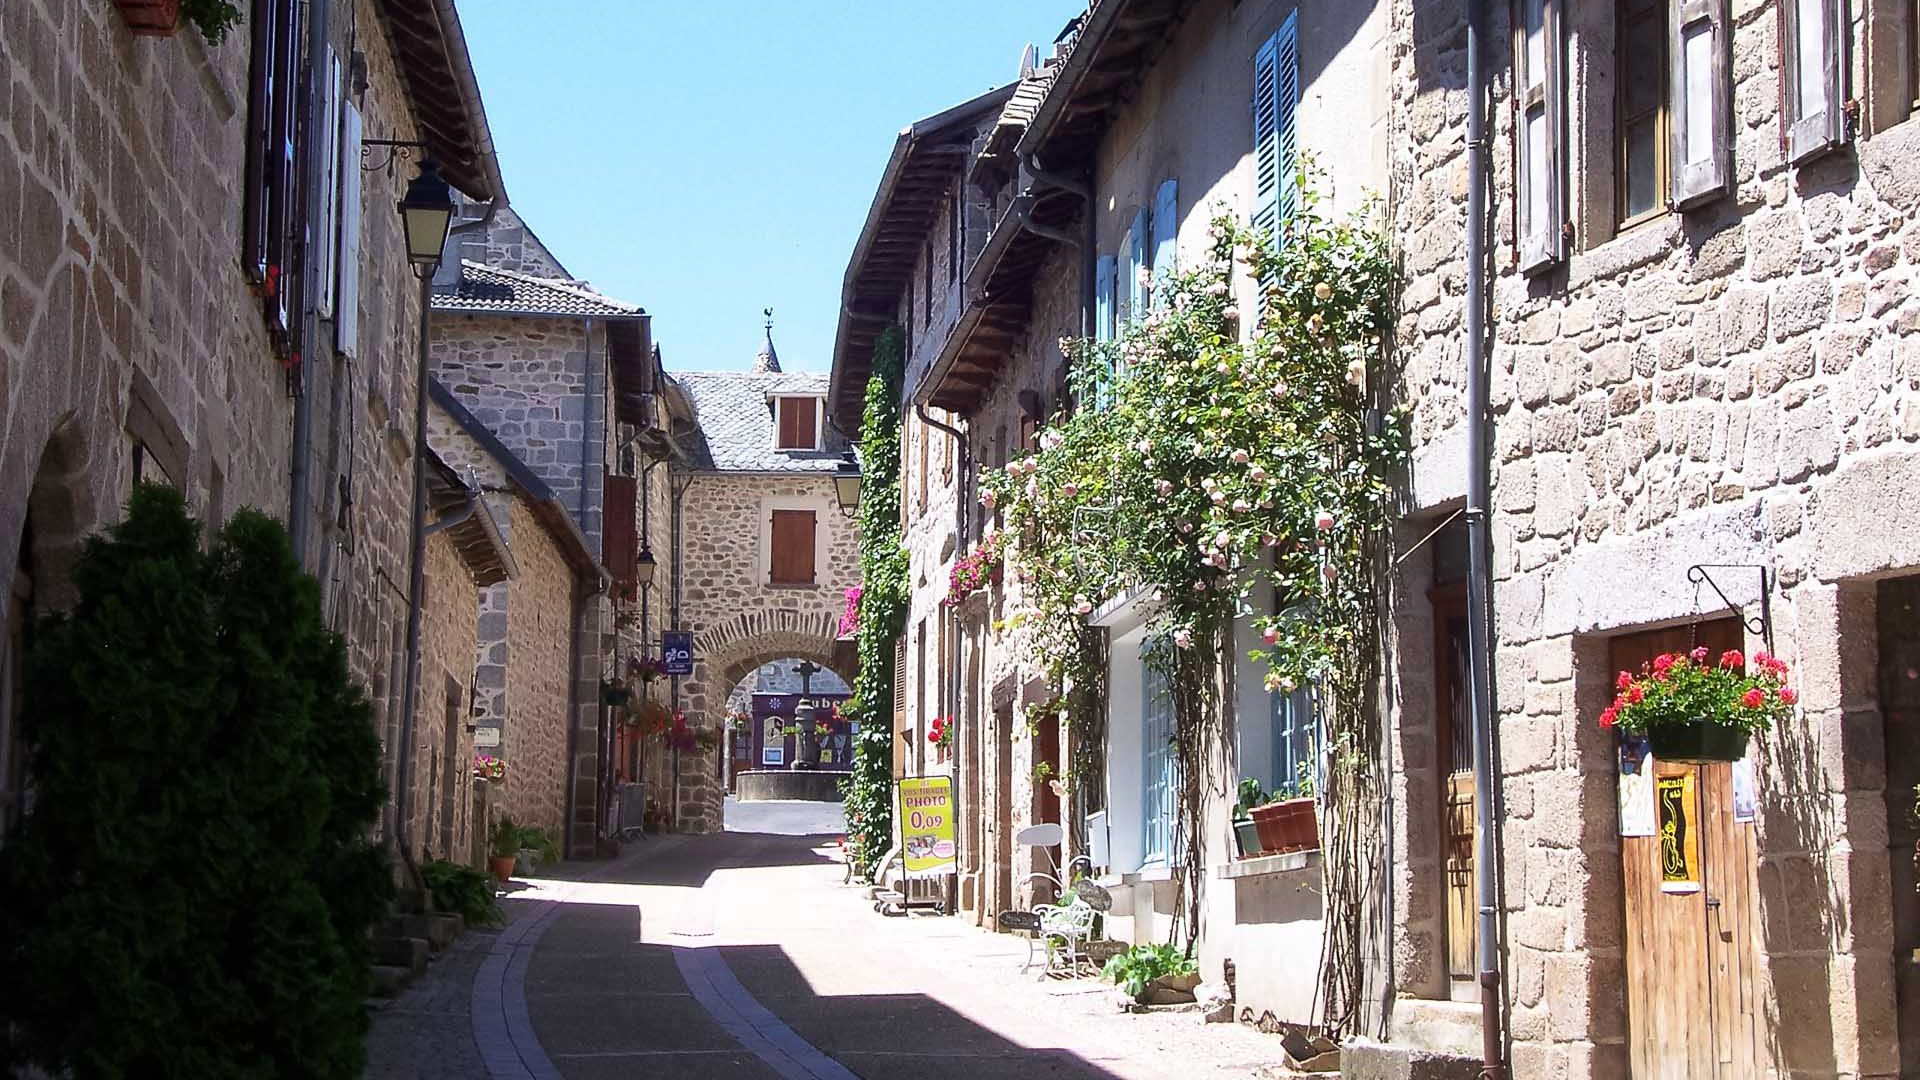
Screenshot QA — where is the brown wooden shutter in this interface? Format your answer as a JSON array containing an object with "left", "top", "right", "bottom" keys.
[
  {"left": 1668, "top": 0, "right": 1732, "bottom": 208},
  {"left": 776, "top": 398, "right": 817, "bottom": 450},
  {"left": 1514, "top": 0, "right": 1566, "bottom": 272},
  {"left": 893, "top": 636, "right": 908, "bottom": 724},
  {"left": 769, "top": 509, "right": 816, "bottom": 584},
  {"left": 603, "top": 471, "right": 637, "bottom": 593},
  {"left": 1783, "top": 0, "right": 1848, "bottom": 163}
]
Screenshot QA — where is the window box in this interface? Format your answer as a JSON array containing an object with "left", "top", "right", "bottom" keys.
[
  {"left": 1249, "top": 796, "right": 1318, "bottom": 855},
  {"left": 112, "top": 0, "right": 181, "bottom": 34}
]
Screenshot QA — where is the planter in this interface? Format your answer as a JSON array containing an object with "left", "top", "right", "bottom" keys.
[
  {"left": 1648, "top": 719, "right": 1750, "bottom": 764},
  {"left": 113, "top": 0, "right": 181, "bottom": 34},
  {"left": 1233, "top": 817, "right": 1265, "bottom": 858},
  {"left": 487, "top": 854, "right": 516, "bottom": 884},
  {"left": 1251, "top": 797, "right": 1319, "bottom": 854}
]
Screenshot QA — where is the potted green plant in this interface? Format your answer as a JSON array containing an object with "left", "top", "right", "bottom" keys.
[
  {"left": 1601, "top": 647, "right": 1795, "bottom": 763},
  {"left": 514, "top": 824, "right": 559, "bottom": 875},
  {"left": 1101, "top": 943, "right": 1201, "bottom": 1005},
  {"left": 488, "top": 817, "right": 522, "bottom": 883},
  {"left": 112, "top": 0, "right": 242, "bottom": 41},
  {"left": 1233, "top": 778, "right": 1267, "bottom": 858}
]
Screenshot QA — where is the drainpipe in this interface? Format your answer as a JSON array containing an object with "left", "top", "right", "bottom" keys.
[
  {"left": 1462, "top": 0, "right": 1507, "bottom": 1076},
  {"left": 916, "top": 402, "right": 969, "bottom": 904},
  {"left": 396, "top": 271, "right": 433, "bottom": 871},
  {"left": 288, "top": 0, "right": 333, "bottom": 565}
]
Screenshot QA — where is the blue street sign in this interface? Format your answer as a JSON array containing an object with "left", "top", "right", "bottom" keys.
[{"left": 662, "top": 630, "right": 694, "bottom": 675}]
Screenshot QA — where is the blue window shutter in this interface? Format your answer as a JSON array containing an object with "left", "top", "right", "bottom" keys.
[
  {"left": 1095, "top": 254, "right": 1117, "bottom": 342},
  {"left": 1127, "top": 208, "right": 1148, "bottom": 321},
  {"left": 1251, "top": 14, "right": 1300, "bottom": 243},
  {"left": 1150, "top": 179, "right": 1177, "bottom": 303}
]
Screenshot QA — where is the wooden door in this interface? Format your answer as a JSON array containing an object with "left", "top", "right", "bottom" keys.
[
  {"left": 994, "top": 703, "right": 1013, "bottom": 914},
  {"left": 1615, "top": 619, "right": 1761, "bottom": 1079},
  {"left": 1431, "top": 585, "right": 1479, "bottom": 998}
]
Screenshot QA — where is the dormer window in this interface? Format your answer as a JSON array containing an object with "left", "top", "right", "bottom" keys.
[{"left": 774, "top": 396, "right": 822, "bottom": 451}]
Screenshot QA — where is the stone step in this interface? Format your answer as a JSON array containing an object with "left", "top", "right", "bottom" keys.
[
  {"left": 393, "top": 886, "right": 436, "bottom": 915},
  {"left": 370, "top": 934, "right": 429, "bottom": 976},
  {"left": 370, "top": 964, "right": 416, "bottom": 999},
  {"left": 380, "top": 912, "right": 462, "bottom": 953}
]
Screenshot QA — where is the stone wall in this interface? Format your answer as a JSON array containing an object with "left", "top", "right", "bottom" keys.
[
  {"left": 1387, "top": 0, "right": 1920, "bottom": 1074},
  {"left": 501, "top": 497, "right": 575, "bottom": 844},
  {"left": 0, "top": 2, "right": 286, "bottom": 612},
  {"left": 671, "top": 471, "right": 860, "bottom": 831},
  {"left": 406, "top": 530, "right": 481, "bottom": 865},
  {"left": 431, "top": 313, "right": 606, "bottom": 555}
]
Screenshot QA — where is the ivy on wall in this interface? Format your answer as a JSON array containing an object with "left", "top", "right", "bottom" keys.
[{"left": 841, "top": 328, "right": 908, "bottom": 879}]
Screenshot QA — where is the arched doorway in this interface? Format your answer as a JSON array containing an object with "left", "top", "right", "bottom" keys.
[
  {"left": 673, "top": 609, "right": 855, "bottom": 833},
  {"left": 721, "top": 657, "right": 853, "bottom": 784}
]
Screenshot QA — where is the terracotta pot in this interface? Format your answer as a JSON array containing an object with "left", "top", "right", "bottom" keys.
[
  {"left": 1648, "top": 719, "right": 1749, "bottom": 764},
  {"left": 487, "top": 854, "right": 516, "bottom": 883},
  {"left": 113, "top": 0, "right": 181, "bottom": 34},
  {"left": 1248, "top": 801, "right": 1289, "bottom": 853}
]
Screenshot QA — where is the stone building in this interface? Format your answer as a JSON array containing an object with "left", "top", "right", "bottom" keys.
[
  {"left": 426, "top": 381, "right": 607, "bottom": 852},
  {"left": 834, "top": 0, "right": 1391, "bottom": 1032},
  {"left": 0, "top": 0, "right": 504, "bottom": 865},
  {"left": 429, "top": 216, "right": 652, "bottom": 858},
  {"left": 664, "top": 328, "right": 861, "bottom": 833},
  {"left": 1379, "top": 0, "right": 1920, "bottom": 1075}
]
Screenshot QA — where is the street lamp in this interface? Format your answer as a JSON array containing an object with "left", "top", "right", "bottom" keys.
[
  {"left": 832, "top": 451, "right": 861, "bottom": 518},
  {"left": 635, "top": 543, "right": 657, "bottom": 588},
  {"left": 398, "top": 161, "right": 455, "bottom": 274}
]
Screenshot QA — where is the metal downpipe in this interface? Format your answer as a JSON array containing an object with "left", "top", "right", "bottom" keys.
[
  {"left": 1463, "top": 0, "right": 1506, "bottom": 1076},
  {"left": 396, "top": 271, "right": 432, "bottom": 870}
]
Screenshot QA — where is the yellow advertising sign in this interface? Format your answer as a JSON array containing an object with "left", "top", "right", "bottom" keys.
[
  {"left": 1656, "top": 772, "right": 1701, "bottom": 894},
  {"left": 898, "top": 776, "right": 956, "bottom": 879}
]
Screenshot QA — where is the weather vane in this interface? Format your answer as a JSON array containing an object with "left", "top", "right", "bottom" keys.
[{"left": 764, "top": 306, "right": 774, "bottom": 333}]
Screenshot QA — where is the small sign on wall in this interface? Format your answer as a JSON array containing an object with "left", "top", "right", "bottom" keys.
[
  {"left": 474, "top": 726, "right": 502, "bottom": 749},
  {"left": 1657, "top": 772, "right": 1701, "bottom": 894}
]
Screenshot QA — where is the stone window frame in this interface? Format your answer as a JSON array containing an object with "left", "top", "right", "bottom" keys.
[
  {"left": 1861, "top": 0, "right": 1918, "bottom": 133},
  {"left": 756, "top": 493, "right": 832, "bottom": 590}
]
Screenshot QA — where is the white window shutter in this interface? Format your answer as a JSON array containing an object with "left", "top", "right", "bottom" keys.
[
  {"left": 1150, "top": 179, "right": 1178, "bottom": 303},
  {"left": 1784, "top": 0, "right": 1848, "bottom": 163},
  {"left": 1515, "top": 0, "right": 1566, "bottom": 272},
  {"left": 335, "top": 102, "right": 363, "bottom": 357},
  {"left": 1669, "top": 0, "right": 1732, "bottom": 209},
  {"left": 315, "top": 48, "right": 342, "bottom": 319}
]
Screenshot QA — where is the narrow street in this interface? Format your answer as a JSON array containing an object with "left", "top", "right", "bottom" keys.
[{"left": 366, "top": 799, "right": 1290, "bottom": 1079}]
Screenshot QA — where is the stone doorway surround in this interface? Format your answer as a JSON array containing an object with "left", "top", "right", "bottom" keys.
[{"left": 672, "top": 608, "right": 855, "bottom": 833}]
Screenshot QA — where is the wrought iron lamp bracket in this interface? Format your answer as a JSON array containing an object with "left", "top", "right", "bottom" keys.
[
  {"left": 360, "top": 138, "right": 429, "bottom": 178},
  {"left": 1685, "top": 563, "right": 1773, "bottom": 648}
]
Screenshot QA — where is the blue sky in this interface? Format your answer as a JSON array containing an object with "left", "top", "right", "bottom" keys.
[{"left": 462, "top": 2, "right": 1087, "bottom": 374}]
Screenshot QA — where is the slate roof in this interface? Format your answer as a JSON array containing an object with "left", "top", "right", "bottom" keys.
[
  {"left": 674, "top": 370, "right": 848, "bottom": 474},
  {"left": 431, "top": 261, "right": 643, "bottom": 319}
]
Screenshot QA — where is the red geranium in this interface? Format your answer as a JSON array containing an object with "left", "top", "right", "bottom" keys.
[{"left": 1601, "top": 649, "right": 1796, "bottom": 736}]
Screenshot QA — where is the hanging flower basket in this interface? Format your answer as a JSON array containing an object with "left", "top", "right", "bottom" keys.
[
  {"left": 625, "top": 699, "right": 672, "bottom": 736},
  {"left": 113, "top": 0, "right": 181, "bottom": 34},
  {"left": 1601, "top": 648, "right": 1796, "bottom": 764}
]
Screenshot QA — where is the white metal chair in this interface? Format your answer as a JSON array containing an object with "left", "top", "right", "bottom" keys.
[{"left": 1031, "top": 897, "right": 1098, "bottom": 975}]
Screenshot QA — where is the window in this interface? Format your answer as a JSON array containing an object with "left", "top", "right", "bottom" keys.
[
  {"left": 1270, "top": 683, "right": 1319, "bottom": 797},
  {"left": 1251, "top": 13, "right": 1301, "bottom": 245},
  {"left": 1516, "top": 0, "right": 1567, "bottom": 269},
  {"left": 243, "top": 0, "right": 303, "bottom": 346},
  {"left": 923, "top": 241, "right": 934, "bottom": 327},
  {"left": 1783, "top": 0, "right": 1848, "bottom": 162},
  {"left": 336, "top": 100, "right": 364, "bottom": 357},
  {"left": 1124, "top": 208, "right": 1148, "bottom": 324},
  {"left": 774, "top": 397, "right": 820, "bottom": 451},
  {"left": 1142, "top": 661, "right": 1177, "bottom": 865},
  {"left": 916, "top": 421, "right": 929, "bottom": 514},
  {"left": 768, "top": 509, "right": 817, "bottom": 585},
  {"left": 1617, "top": 0, "right": 1669, "bottom": 224}
]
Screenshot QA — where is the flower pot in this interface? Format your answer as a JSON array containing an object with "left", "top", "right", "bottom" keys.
[
  {"left": 113, "top": 0, "right": 181, "bottom": 34},
  {"left": 1248, "top": 801, "right": 1289, "bottom": 853},
  {"left": 487, "top": 854, "right": 516, "bottom": 883},
  {"left": 1234, "top": 817, "right": 1265, "bottom": 858},
  {"left": 1648, "top": 719, "right": 1749, "bottom": 764}
]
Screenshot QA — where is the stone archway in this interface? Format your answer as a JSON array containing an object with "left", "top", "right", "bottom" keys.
[{"left": 674, "top": 607, "right": 854, "bottom": 832}]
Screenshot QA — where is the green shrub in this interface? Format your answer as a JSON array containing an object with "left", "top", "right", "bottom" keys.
[
  {"left": 489, "top": 815, "right": 522, "bottom": 859},
  {"left": 1101, "top": 943, "right": 1199, "bottom": 1001},
  {"left": 0, "top": 485, "right": 392, "bottom": 1077},
  {"left": 421, "top": 860, "right": 502, "bottom": 928},
  {"left": 515, "top": 825, "right": 559, "bottom": 864}
]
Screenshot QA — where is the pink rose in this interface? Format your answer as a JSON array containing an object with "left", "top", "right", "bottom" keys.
[
  {"left": 1262, "top": 627, "right": 1279, "bottom": 645},
  {"left": 1314, "top": 510, "right": 1336, "bottom": 531},
  {"left": 1156, "top": 479, "right": 1175, "bottom": 497},
  {"left": 1232, "top": 449, "right": 1251, "bottom": 465}
]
